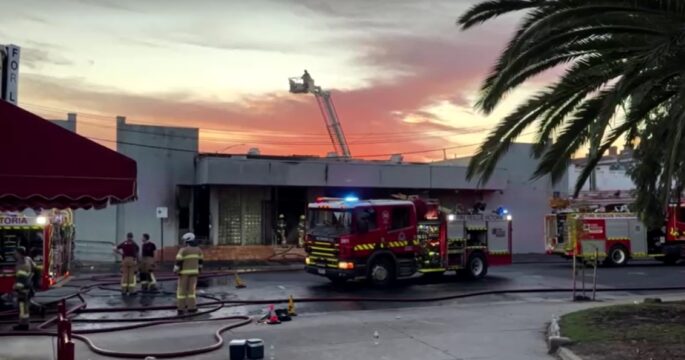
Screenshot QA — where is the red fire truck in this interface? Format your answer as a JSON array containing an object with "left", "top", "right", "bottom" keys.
[
  {"left": 304, "top": 197, "right": 512, "bottom": 286},
  {"left": 545, "top": 194, "right": 685, "bottom": 266},
  {"left": 0, "top": 210, "right": 75, "bottom": 295}
]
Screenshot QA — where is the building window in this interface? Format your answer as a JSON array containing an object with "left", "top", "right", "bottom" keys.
[
  {"left": 390, "top": 207, "right": 411, "bottom": 230},
  {"left": 217, "top": 187, "right": 268, "bottom": 245}
]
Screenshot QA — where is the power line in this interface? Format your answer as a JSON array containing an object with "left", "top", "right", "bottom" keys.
[
  {"left": 24, "top": 102, "right": 491, "bottom": 141},
  {"left": 87, "top": 130, "right": 537, "bottom": 159}
]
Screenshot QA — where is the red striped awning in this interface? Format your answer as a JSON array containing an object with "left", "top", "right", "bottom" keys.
[{"left": 0, "top": 101, "right": 137, "bottom": 210}]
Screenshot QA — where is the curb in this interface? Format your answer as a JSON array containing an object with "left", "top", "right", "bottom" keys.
[
  {"left": 557, "top": 347, "right": 583, "bottom": 360},
  {"left": 547, "top": 315, "right": 583, "bottom": 359},
  {"left": 546, "top": 316, "right": 572, "bottom": 354}
]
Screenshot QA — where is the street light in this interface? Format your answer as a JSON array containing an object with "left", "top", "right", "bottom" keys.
[{"left": 218, "top": 143, "right": 245, "bottom": 153}]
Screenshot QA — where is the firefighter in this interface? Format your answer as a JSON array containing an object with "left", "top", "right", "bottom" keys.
[
  {"left": 139, "top": 233, "right": 157, "bottom": 291},
  {"left": 174, "top": 232, "right": 203, "bottom": 315},
  {"left": 277, "top": 214, "right": 287, "bottom": 245},
  {"left": 115, "top": 232, "right": 139, "bottom": 295},
  {"left": 13, "top": 246, "right": 34, "bottom": 331},
  {"left": 302, "top": 69, "right": 314, "bottom": 91},
  {"left": 297, "top": 214, "right": 306, "bottom": 248}
]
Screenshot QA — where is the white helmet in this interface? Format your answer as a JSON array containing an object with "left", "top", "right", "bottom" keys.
[{"left": 182, "top": 232, "right": 196, "bottom": 243}]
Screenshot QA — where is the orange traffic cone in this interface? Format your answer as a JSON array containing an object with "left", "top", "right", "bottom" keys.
[
  {"left": 234, "top": 272, "right": 246, "bottom": 289},
  {"left": 287, "top": 295, "right": 297, "bottom": 316},
  {"left": 266, "top": 304, "right": 280, "bottom": 325}
]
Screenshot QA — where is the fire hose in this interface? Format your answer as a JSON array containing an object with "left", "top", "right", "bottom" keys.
[{"left": 1, "top": 269, "right": 685, "bottom": 359}]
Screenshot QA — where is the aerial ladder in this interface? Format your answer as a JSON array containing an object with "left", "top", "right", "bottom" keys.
[{"left": 289, "top": 70, "right": 352, "bottom": 159}]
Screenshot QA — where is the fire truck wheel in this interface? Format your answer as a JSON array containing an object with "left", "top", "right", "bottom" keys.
[
  {"left": 466, "top": 253, "right": 488, "bottom": 280},
  {"left": 368, "top": 257, "right": 396, "bottom": 287},
  {"left": 606, "top": 245, "right": 629, "bottom": 266}
]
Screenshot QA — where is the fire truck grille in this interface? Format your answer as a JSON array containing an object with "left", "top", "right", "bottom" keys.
[{"left": 307, "top": 241, "right": 338, "bottom": 267}]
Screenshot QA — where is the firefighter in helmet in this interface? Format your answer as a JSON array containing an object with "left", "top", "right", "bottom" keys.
[
  {"left": 277, "top": 214, "right": 287, "bottom": 245},
  {"left": 115, "top": 232, "right": 139, "bottom": 295},
  {"left": 174, "top": 232, "right": 203, "bottom": 315},
  {"left": 297, "top": 214, "right": 306, "bottom": 248},
  {"left": 13, "top": 246, "right": 35, "bottom": 331}
]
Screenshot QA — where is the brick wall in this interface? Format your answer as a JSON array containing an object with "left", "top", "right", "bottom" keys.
[{"left": 156, "top": 245, "right": 305, "bottom": 262}]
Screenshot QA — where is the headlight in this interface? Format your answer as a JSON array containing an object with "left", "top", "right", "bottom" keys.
[
  {"left": 36, "top": 216, "right": 47, "bottom": 225},
  {"left": 447, "top": 214, "right": 456, "bottom": 222},
  {"left": 506, "top": 214, "right": 512, "bottom": 221},
  {"left": 338, "top": 261, "right": 355, "bottom": 270},
  {"left": 305, "top": 257, "right": 312, "bottom": 265}
]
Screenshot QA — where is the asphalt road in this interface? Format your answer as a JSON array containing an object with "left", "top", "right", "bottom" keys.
[
  {"left": 3, "top": 260, "right": 685, "bottom": 360},
  {"left": 53, "top": 259, "right": 685, "bottom": 320}
]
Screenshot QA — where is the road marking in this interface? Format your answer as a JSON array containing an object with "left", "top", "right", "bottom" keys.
[
  {"left": 278, "top": 285, "right": 286, "bottom": 290},
  {"left": 627, "top": 272, "right": 647, "bottom": 276}
]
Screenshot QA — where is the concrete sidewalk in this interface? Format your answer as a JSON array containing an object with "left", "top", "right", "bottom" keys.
[{"left": 0, "top": 298, "right": 606, "bottom": 360}]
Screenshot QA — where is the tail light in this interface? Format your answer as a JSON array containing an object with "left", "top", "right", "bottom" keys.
[{"left": 338, "top": 236, "right": 352, "bottom": 259}]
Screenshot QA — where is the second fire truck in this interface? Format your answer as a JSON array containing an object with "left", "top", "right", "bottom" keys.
[
  {"left": 304, "top": 197, "right": 512, "bottom": 286},
  {"left": 0, "top": 210, "right": 75, "bottom": 296},
  {"left": 545, "top": 194, "right": 685, "bottom": 266}
]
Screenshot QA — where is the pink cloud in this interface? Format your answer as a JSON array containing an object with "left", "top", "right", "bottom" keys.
[{"left": 21, "top": 24, "right": 561, "bottom": 161}]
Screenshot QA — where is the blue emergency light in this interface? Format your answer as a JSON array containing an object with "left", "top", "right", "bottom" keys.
[{"left": 344, "top": 195, "right": 359, "bottom": 202}]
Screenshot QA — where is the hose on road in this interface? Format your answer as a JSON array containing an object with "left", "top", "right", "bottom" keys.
[{"left": 1, "top": 268, "right": 685, "bottom": 359}]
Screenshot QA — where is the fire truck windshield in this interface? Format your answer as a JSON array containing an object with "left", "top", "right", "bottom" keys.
[
  {"left": 308, "top": 209, "right": 352, "bottom": 237},
  {"left": 0, "top": 228, "right": 44, "bottom": 267}
]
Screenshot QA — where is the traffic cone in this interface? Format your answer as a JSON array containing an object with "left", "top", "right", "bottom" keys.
[
  {"left": 287, "top": 295, "right": 297, "bottom": 316},
  {"left": 234, "top": 272, "right": 246, "bottom": 289},
  {"left": 266, "top": 304, "right": 280, "bottom": 325}
]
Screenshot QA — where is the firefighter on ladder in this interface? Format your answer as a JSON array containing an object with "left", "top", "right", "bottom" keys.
[
  {"left": 13, "top": 246, "right": 34, "bottom": 331},
  {"left": 115, "top": 232, "right": 139, "bottom": 295},
  {"left": 139, "top": 233, "right": 157, "bottom": 291},
  {"left": 174, "top": 232, "right": 203, "bottom": 315}
]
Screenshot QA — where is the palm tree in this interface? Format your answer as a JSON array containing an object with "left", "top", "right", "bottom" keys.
[{"left": 458, "top": 0, "right": 685, "bottom": 226}]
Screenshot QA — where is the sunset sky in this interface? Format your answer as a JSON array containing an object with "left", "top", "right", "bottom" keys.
[{"left": 3, "top": 0, "right": 553, "bottom": 161}]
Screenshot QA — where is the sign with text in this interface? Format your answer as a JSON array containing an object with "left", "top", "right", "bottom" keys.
[
  {"left": 156, "top": 207, "right": 168, "bottom": 219},
  {"left": 1, "top": 44, "right": 20, "bottom": 105}
]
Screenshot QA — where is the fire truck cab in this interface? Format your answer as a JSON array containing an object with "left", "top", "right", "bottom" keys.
[
  {"left": 304, "top": 197, "right": 512, "bottom": 286},
  {"left": 545, "top": 194, "right": 685, "bottom": 266},
  {"left": 0, "top": 210, "right": 75, "bottom": 295}
]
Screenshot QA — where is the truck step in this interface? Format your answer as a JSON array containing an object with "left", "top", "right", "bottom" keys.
[{"left": 397, "top": 259, "right": 417, "bottom": 277}]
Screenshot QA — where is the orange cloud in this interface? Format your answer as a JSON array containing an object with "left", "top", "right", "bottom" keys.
[{"left": 20, "top": 26, "right": 560, "bottom": 162}]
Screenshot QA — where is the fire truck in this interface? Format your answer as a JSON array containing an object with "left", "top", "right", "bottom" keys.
[
  {"left": 0, "top": 210, "right": 75, "bottom": 295},
  {"left": 304, "top": 197, "right": 512, "bottom": 286},
  {"left": 545, "top": 194, "right": 685, "bottom": 266}
]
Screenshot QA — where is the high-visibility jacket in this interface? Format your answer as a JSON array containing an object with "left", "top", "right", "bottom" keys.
[
  {"left": 174, "top": 246, "right": 203, "bottom": 275},
  {"left": 14, "top": 258, "right": 34, "bottom": 292}
]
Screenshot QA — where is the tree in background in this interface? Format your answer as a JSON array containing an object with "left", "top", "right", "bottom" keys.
[{"left": 459, "top": 0, "right": 685, "bottom": 226}]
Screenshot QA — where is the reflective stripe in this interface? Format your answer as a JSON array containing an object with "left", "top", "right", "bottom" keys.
[
  {"left": 150, "top": 273, "right": 157, "bottom": 285},
  {"left": 16, "top": 271, "right": 29, "bottom": 277},
  {"left": 176, "top": 254, "right": 184, "bottom": 260},
  {"left": 182, "top": 254, "right": 201, "bottom": 260},
  {"left": 176, "top": 295, "right": 186, "bottom": 299},
  {"left": 19, "top": 302, "right": 28, "bottom": 318},
  {"left": 187, "top": 294, "right": 196, "bottom": 299},
  {"left": 179, "top": 269, "right": 199, "bottom": 275}
]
